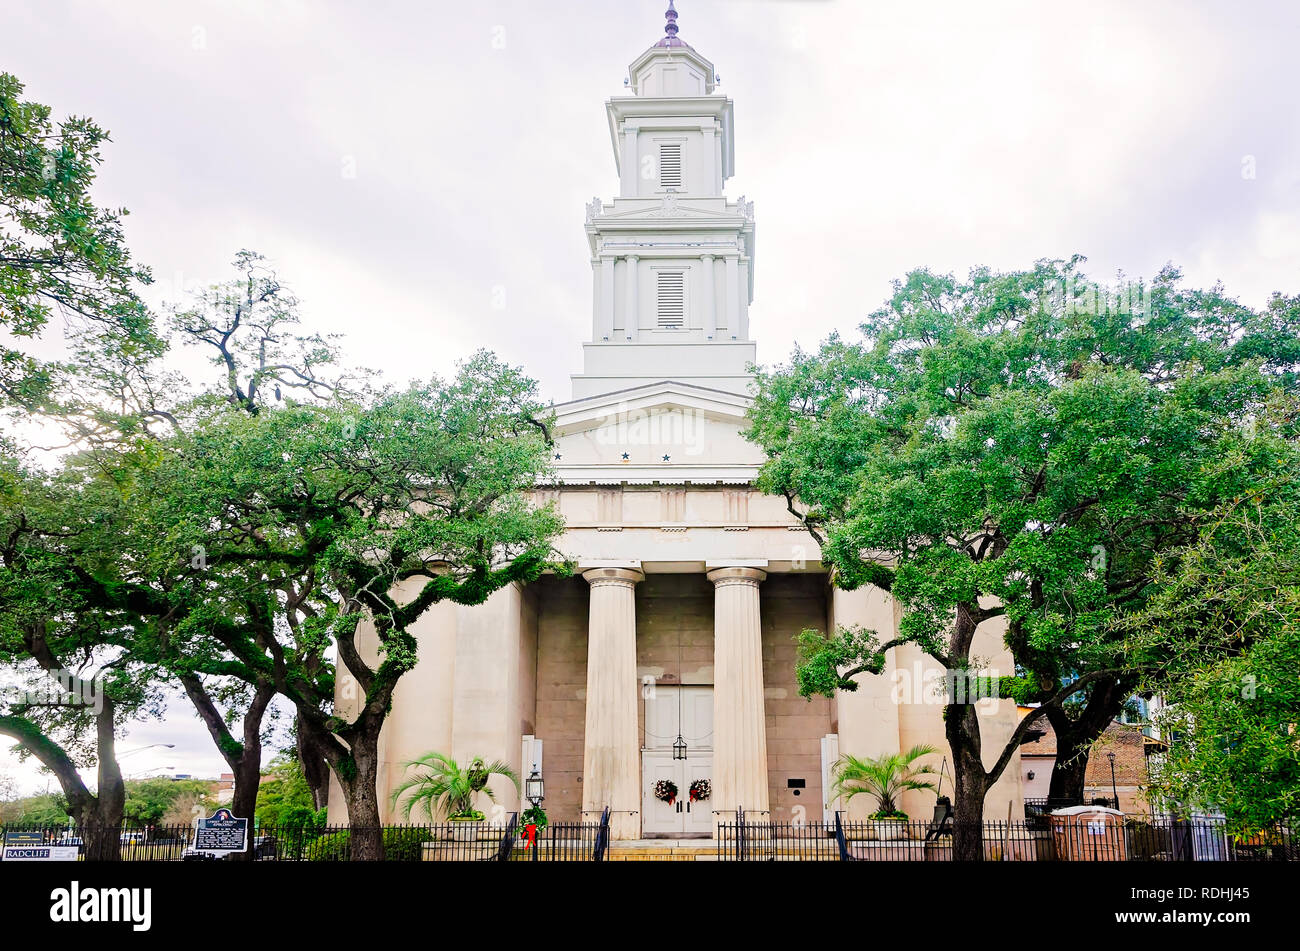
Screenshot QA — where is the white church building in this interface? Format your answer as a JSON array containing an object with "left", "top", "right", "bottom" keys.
[{"left": 330, "top": 2, "right": 1024, "bottom": 839}]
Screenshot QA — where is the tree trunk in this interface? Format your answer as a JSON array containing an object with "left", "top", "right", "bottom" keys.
[
  {"left": 951, "top": 771, "right": 989, "bottom": 862},
  {"left": 85, "top": 700, "right": 125, "bottom": 862},
  {"left": 943, "top": 603, "right": 995, "bottom": 861},
  {"left": 83, "top": 798, "right": 123, "bottom": 862},
  {"left": 947, "top": 701, "right": 989, "bottom": 861},
  {"left": 0, "top": 710, "right": 122, "bottom": 861},
  {"left": 1046, "top": 735, "right": 1092, "bottom": 803},
  {"left": 1044, "top": 678, "right": 1130, "bottom": 805},
  {"left": 227, "top": 758, "right": 263, "bottom": 862},
  {"left": 230, "top": 682, "right": 274, "bottom": 861},
  {"left": 338, "top": 731, "right": 384, "bottom": 861},
  {"left": 297, "top": 719, "right": 332, "bottom": 811},
  {"left": 179, "top": 675, "right": 274, "bottom": 862}
]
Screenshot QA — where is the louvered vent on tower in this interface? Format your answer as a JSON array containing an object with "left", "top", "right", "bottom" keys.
[{"left": 657, "top": 271, "right": 685, "bottom": 329}]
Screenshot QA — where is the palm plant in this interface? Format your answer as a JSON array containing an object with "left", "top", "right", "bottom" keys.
[
  {"left": 390, "top": 753, "right": 520, "bottom": 821},
  {"left": 830, "top": 744, "right": 940, "bottom": 819}
]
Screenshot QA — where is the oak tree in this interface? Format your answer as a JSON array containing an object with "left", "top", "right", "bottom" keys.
[{"left": 748, "top": 259, "right": 1300, "bottom": 858}]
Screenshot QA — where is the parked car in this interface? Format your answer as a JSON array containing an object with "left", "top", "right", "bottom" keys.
[
  {"left": 55, "top": 833, "right": 85, "bottom": 855},
  {"left": 181, "top": 848, "right": 221, "bottom": 862}
]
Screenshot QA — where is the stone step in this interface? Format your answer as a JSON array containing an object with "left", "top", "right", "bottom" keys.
[{"left": 606, "top": 839, "right": 719, "bottom": 862}]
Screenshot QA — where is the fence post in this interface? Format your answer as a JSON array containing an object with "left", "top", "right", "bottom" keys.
[
  {"left": 737, "top": 806, "right": 746, "bottom": 862},
  {"left": 594, "top": 807, "right": 611, "bottom": 861}
]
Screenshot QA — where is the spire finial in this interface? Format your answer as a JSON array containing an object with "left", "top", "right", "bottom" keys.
[{"left": 665, "top": 1, "right": 679, "bottom": 39}]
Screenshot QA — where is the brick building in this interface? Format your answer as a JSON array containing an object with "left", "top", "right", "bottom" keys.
[{"left": 1018, "top": 713, "right": 1151, "bottom": 814}]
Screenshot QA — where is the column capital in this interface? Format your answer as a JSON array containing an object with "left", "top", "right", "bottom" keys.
[
  {"left": 706, "top": 566, "right": 767, "bottom": 586},
  {"left": 582, "top": 566, "right": 645, "bottom": 587}
]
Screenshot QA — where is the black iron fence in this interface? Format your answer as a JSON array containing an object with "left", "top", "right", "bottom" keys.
[
  {"left": 517, "top": 808, "right": 611, "bottom": 862},
  {"left": 715, "top": 812, "right": 1298, "bottom": 862},
  {"left": 0, "top": 810, "right": 613, "bottom": 862},
  {"left": 7, "top": 809, "right": 1293, "bottom": 862}
]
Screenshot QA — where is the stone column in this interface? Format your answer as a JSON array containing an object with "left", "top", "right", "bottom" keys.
[
  {"left": 703, "top": 120, "right": 722, "bottom": 193},
  {"left": 599, "top": 256, "right": 616, "bottom": 341},
  {"left": 621, "top": 123, "right": 638, "bottom": 196},
  {"left": 724, "top": 254, "right": 740, "bottom": 338},
  {"left": 624, "top": 255, "right": 639, "bottom": 342},
  {"left": 581, "top": 566, "right": 644, "bottom": 839},
  {"left": 700, "top": 254, "right": 716, "bottom": 339},
  {"left": 708, "top": 566, "right": 769, "bottom": 819}
]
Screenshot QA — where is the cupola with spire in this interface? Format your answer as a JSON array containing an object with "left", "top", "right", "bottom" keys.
[{"left": 627, "top": 1, "right": 717, "bottom": 97}]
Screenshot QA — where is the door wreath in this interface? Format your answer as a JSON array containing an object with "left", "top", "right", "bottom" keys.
[
  {"left": 689, "top": 779, "right": 711, "bottom": 802},
  {"left": 653, "top": 779, "right": 679, "bottom": 805}
]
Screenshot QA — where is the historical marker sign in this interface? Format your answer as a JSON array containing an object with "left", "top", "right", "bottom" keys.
[{"left": 192, "top": 809, "right": 249, "bottom": 855}]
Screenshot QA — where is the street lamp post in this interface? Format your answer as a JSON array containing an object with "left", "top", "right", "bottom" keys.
[
  {"left": 524, "top": 768, "right": 544, "bottom": 862},
  {"left": 1106, "top": 751, "right": 1119, "bottom": 810}
]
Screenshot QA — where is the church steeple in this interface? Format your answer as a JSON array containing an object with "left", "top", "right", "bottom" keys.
[{"left": 571, "top": 2, "right": 756, "bottom": 400}]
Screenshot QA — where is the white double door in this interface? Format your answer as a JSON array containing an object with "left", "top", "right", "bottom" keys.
[{"left": 642, "top": 685, "right": 714, "bottom": 837}]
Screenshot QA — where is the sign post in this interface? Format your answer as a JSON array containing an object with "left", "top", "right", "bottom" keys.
[{"left": 191, "top": 809, "right": 249, "bottom": 858}]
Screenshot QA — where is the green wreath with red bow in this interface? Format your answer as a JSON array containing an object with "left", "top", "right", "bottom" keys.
[{"left": 653, "top": 779, "right": 679, "bottom": 805}]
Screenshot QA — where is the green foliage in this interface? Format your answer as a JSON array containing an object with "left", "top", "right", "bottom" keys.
[
  {"left": 1, "top": 244, "right": 564, "bottom": 843},
  {"left": 793, "top": 626, "right": 886, "bottom": 696},
  {"left": 254, "top": 753, "right": 321, "bottom": 830},
  {"left": 0, "top": 791, "right": 70, "bottom": 825},
  {"left": 753, "top": 260, "right": 1297, "bottom": 674},
  {"left": 390, "top": 753, "right": 520, "bottom": 821},
  {"left": 305, "top": 826, "right": 431, "bottom": 862},
  {"left": 122, "top": 777, "right": 216, "bottom": 826},
  {"left": 750, "top": 259, "right": 1300, "bottom": 813},
  {"left": 0, "top": 441, "right": 168, "bottom": 779},
  {"left": 0, "top": 71, "right": 160, "bottom": 412},
  {"left": 1, "top": 80, "right": 563, "bottom": 846},
  {"left": 1123, "top": 464, "right": 1300, "bottom": 832},
  {"left": 520, "top": 804, "right": 548, "bottom": 829},
  {"left": 830, "top": 744, "right": 940, "bottom": 817}
]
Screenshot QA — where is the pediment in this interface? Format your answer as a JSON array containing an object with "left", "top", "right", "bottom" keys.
[
  {"left": 553, "top": 380, "right": 751, "bottom": 430},
  {"left": 549, "top": 380, "right": 764, "bottom": 477}
]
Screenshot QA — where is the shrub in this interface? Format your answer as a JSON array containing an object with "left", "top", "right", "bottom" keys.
[{"left": 305, "top": 827, "right": 432, "bottom": 862}]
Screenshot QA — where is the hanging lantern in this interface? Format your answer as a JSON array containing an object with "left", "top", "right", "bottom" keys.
[
  {"left": 673, "top": 733, "right": 688, "bottom": 761},
  {"left": 525, "top": 769, "right": 545, "bottom": 805}
]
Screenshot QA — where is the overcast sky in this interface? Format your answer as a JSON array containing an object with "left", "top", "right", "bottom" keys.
[{"left": 2, "top": 0, "right": 1298, "bottom": 792}]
